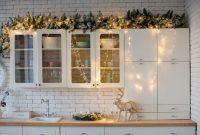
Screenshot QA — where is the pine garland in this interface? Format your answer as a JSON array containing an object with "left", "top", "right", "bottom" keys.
[{"left": 0, "top": 9, "right": 186, "bottom": 56}]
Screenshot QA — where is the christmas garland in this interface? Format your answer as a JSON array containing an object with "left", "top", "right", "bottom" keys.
[{"left": 0, "top": 9, "right": 185, "bottom": 56}]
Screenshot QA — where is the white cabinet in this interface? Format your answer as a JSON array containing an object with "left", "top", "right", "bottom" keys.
[
  {"left": 105, "top": 127, "right": 133, "bottom": 135},
  {"left": 37, "top": 29, "right": 67, "bottom": 87},
  {"left": 125, "top": 62, "right": 157, "bottom": 112},
  {"left": 67, "top": 30, "right": 96, "bottom": 88},
  {"left": 158, "top": 29, "right": 189, "bottom": 62},
  {"left": 134, "top": 127, "right": 195, "bottom": 135},
  {"left": 10, "top": 30, "right": 37, "bottom": 87},
  {"left": 10, "top": 30, "right": 67, "bottom": 87},
  {"left": 0, "top": 126, "right": 22, "bottom": 135},
  {"left": 61, "top": 127, "right": 104, "bottom": 135},
  {"left": 67, "top": 29, "right": 125, "bottom": 88},
  {"left": 23, "top": 126, "right": 59, "bottom": 135},
  {"left": 105, "top": 127, "right": 195, "bottom": 135},
  {"left": 158, "top": 62, "right": 190, "bottom": 104},
  {"left": 125, "top": 29, "right": 158, "bottom": 61}
]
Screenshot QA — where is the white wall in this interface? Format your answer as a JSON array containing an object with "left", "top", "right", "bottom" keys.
[
  {"left": 0, "top": 0, "right": 185, "bottom": 116},
  {"left": 185, "top": 0, "right": 200, "bottom": 134}
]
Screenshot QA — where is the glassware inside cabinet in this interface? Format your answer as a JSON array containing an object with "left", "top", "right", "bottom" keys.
[
  {"left": 71, "top": 34, "right": 91, "bottom": 83},
  {"left": 15, "top": 35, "right": 34, "bottom": 83},
  {"left": 100, "top": 34, "right": 120, "bottom": 83},
  {"left": 42, "top": 34, "right": 62, "bottom": 83}
]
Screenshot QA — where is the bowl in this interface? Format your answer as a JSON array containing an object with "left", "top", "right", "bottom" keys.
[
  {"left": 77, "top": 42, "right": 90, "bottom": 48},
  {"left": 101, "top": 39, "right": 118, "bottom": 48},
  {"left": 43, "top": 37, "right": 61, "bottom": 49}
]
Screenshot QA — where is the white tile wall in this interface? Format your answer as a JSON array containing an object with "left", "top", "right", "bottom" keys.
[
  {"left": 185, "top": 0, "right": 200, "bottom": 134},
  {"left": 0, "top": 0, "right": 185, "bottom": 117}
]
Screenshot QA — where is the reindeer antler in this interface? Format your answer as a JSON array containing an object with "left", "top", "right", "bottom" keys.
[{"left": 116, "top": 88, "right": 124, "bottom": 100}]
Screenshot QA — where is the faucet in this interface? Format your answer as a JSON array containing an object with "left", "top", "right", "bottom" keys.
[{"left": 41, "top": 99, "right": 50, "bottom": 117}]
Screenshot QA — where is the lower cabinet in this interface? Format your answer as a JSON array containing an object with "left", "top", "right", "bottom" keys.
[
  {"left": 105, "top": 127, "right": 195, "bottom": 135},
  {"left": 0, "top": 126, "right": 22, "bottom": 135},
  {"left": 61, "top": 127, "right": 104, "bottom": 135},
  {"left": 23, "top": 126, "right": 60, "bottom": 135}
]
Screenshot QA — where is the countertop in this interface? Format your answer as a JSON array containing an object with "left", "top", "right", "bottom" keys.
[{"left": 0, "top": 118, "right": 196, "bottom": 127}]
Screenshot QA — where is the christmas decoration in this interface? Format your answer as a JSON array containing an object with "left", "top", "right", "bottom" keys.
[
  {"left": 0, "top": 9, "right": 186, "bottom": 56},
  {"left": 72, "top": 112, "right": 104, "bottom": 121}
]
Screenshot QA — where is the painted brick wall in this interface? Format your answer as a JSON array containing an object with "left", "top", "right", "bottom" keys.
[
  {"left": 0, "top": 0, "right": 185, "bottom": 117},
  {"left": 185, "top": 0, "right": 200, "bottom": 134}
]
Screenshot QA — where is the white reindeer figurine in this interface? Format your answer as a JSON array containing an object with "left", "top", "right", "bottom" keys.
[{"left": 113, "top": 88, "right": 137, "bottom": 121}]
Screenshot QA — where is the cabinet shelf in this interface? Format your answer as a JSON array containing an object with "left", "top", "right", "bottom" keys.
[
  {"left": 100, "top": 48, "right": 119, "bottom": 51},
  {"left": 72, "top": 67, "right": 91, "bottom": 69},
  {"left": 15, "top": 49, "right": 33, "bottom": 51},
  {"left": 72, "top": 48, "right": 90, "bottom": 50},
  {"left": 100, "top": 67, "right": 119, "bottom": 69},
  {"left": 42, "top": 67, "right": 62, "bottom": 69},
  {"left": 15, "top": 67, "right": 33, "bottom": 69},
  {"left": 42, "top": 48, "right": 61, "bottom": 51}
]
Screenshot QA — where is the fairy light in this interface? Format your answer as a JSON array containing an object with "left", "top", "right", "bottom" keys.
[{"left": 71, "top": 35, "right": 89, "bottom": 83}]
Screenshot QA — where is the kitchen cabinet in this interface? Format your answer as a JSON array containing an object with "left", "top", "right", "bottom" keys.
[
  {"left": 67, "top": 29, "right": 125, "bottom": 88},
  {"left": 10, "top": 30, "right": 67, "bottom": 87},
  {"left": 37, "top": 29, "right": 67, "bottom": 87},
  {"left": 67, "top": 30, "right": 96, "bottom": 88},
  {"left": 10, "top": 30, "right": 37, "bottom": 87},
  {"left": 125, "top": 29, "right": 158, "bottom": 62},
  {"left": 134, "top": 127, "right": 195, "bottom": 135},
  {"left": 0, "top": 126, "right": 22, "bottom": 135},
  {"left": 23, "top": 126, "right": 59, "bottom": 135},
  {"left": 158, "top": 28, "right": 189, "bottom": 62},
  {"left": 125, "top": 62, "right": 157, "bottom": 116},
  {"left": 105, "top": 127, "right": 133, "bottom": 135},
  {"left": 61, "top": 127, "right": 104, "bottom": 135},
  {"left": 158, "top": 62, "right": 190, "bottom": 104},
  {"left": 105, "top": 127, "right": 195, "bottom": 135}
]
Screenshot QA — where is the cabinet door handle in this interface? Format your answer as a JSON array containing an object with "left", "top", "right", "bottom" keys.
[
  {"left": 36, "top": 84, "right": 38, "bottom": 86},
  {"left": 40, "top": 134, "right": 45, "bottom": 135},
  {"left": 81, "top": 133, "right": 87, "bottom": 135},
  {"left": 93, "top": 84, "right": 95, "bottom": 86},
  {"left": 171, "top": 62, "right": 175, "bottom": 64},
  {"left": 171, "top": 115, "right": 177, "bottom": 118},
  {"left": 139, "top": 58, "right": 143, "bottom": 61},
  {"left": 171, "top": 107, "right": 176, "bottom": 110},
  {"left": 171, "top": 58, "right": 176, "bottom": 61},
  {"left": 139, "top": 62, "right": 143, "bottom": 65},
  {"left": 39, "top": 84, "right": 42, "bottom": 86}
]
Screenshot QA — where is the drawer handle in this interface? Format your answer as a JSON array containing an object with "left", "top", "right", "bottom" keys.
[
  {"left": 170, "top": 133, "right": 175, "bottom": 135},
  {"left": 40, "top": 134, "right": 45, "bottom": 135},
  {"left": 126, "top": 133, "right": 131, "bottom": 135},
  {"left": 81, "top": 133, "right": 87, "bottom": 135},
  {"left": 171, "top": 108, "right": 176, "bottom": 110},
  {"left": 138, "top": 115, "right": 144, "bottom": 118},
  {"left": 171, "top": 115, "right": 177, "bottom": 118}
]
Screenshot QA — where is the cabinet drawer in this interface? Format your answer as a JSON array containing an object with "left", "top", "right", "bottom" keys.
[
  {"left": 136, "top": 113, "right": 157, "bottom": 120},
  {"left": 61, "top": 127, "right": 104, "bottom": 135},
  {"left": 158, "top": 105, "right": 190, "bottom": 112},
  {"left": 0, "top": 126, "right": 22, "bottom": 135},
  {"left": 23, "top": 126, "right": 59, "bottom": 135},
  {"left": 158, "top": 112, "right": 190, "bottom": 120},
  {"left": 137, "top": 104, "right": 157, "bottom": 113},
  {"left": 134, "top": 127, "right": 195, "bottom": 135},
  {"left": 105, "top": 127, "right": 133, "bottom": 135}
]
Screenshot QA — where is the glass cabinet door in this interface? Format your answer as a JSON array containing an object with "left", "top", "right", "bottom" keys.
[
  {"left": 38, "top": 30, "right": 66, "bottom": 86},
  {"left": 67, "top": 31, "right": 95, "bottom": 88},
  {"left": 96, "top": 30, "right": 124, "bottom": 88},
  {"left": 13, "top": 33, "right": 35, "bottom": 85}
]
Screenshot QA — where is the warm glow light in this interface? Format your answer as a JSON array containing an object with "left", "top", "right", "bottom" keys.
[
  {"left": 158, "top": 46, "right": 165, "bottom": 55},
  {"left": 160, "top": 37, "right": 166, "bottom": 46},
  {"left": 136, "top": 74, "right": 141, "bottom": 80},
  {"left": 124, "top": 30, "right": 128, "bottom": 34},
  {"left": 135, "top": 84, "right": 143, "bottom": 92},
  {"left": 128, "top": 37, "right": 131, "bottom": 40}
]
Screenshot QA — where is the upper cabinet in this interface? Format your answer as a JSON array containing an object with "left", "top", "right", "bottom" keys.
[
  {"left": 10, "top": 30, "right": 67, "bottom": 87},
  {"left": 67, "top": 30, "right": 96, "bottom": 88},
  {"left": 125, "top": 29, "right": 158, "bottom": 62},
  {"left": 158, "top": 29, "right": 189, "bottom": 62},
  {"left": 10, "top": 30, "right": 37, "bottom": 87},
  {"left": 96, "top": 29, "right": 124, "bottom": 88},
  {"left": 67, "top": 29, "right": 125, "bottom": 88},
  {"left": 37, "top": 29, "right": 67, "bottom": 87}
]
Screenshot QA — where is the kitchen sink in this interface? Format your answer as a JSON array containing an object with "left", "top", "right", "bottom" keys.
[{"left": 30, "top": 117, "right": 63, "bottom": 122}]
